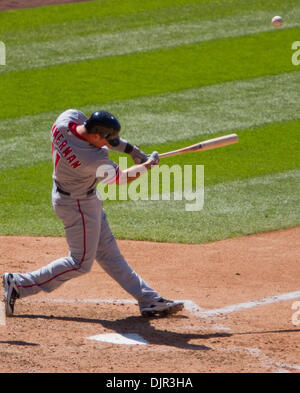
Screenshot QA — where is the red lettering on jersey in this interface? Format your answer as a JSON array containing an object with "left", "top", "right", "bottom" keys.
[
  {"left": 66, "top": 154, "right": 76, "bottom": 163},
  {"left": 71, "top": 160, "right": 81, "bottom": 169},
  {"left": 52, "top": 127, "right": 60, "bottom": 140},
  {"left": 59, "top": 140, "right": 68, "bottom": 151},
  {"left": 54, "top": 152, "right": 61, "bottom": 174},
  {"left": 62, "top": 146, "right": 72, "bottom": 157},
  {"left": 56, "top": 133, "right": 64, "bottom": 143},
  {"left": 51, "top": 124, "right": 82, "bottom": 170}
]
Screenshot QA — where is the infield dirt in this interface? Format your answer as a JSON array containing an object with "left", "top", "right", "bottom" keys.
[{"left": 0, "top": 227, "right": 300, "bottom": 373}]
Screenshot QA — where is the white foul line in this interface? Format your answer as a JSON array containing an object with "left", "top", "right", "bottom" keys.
[
  {"left": 23, "top": 298, "right": 137, "bottom": 305},
  {"left": 197, "top": 290, "right": 300, "bottom": 318},
  {"left": 220, "top": 346, "right": 300, "bottom": 373}
]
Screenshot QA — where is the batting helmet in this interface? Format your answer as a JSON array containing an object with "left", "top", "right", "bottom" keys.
[{"left": 84, "top": 110, "right": 121, "bottom": 146}]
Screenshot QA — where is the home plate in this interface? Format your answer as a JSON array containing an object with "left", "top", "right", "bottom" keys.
[{"left": 87, "top": 333, "right": 149, "bottom": 345}]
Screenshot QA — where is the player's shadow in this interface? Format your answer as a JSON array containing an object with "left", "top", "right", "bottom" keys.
[
  {"left": 15, "top": 313, "right": 231, "bottom": 351},
  {"left": 0, "top": 340, "right": 39, "bottom": 346}
]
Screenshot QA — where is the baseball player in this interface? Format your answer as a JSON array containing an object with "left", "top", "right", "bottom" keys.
[{"left": 2, "top": 109, "right": 184, "bottom": 318}]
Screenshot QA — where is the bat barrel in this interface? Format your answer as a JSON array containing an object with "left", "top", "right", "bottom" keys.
[
  {"left": 159, "top": 133, "right": 238, "bottom": 158},
  {"left": 200, "top": 133, "right": 238, "bottom": 150}
]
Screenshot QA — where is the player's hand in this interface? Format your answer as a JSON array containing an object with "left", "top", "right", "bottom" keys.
[
  {"left": 145, "top": 151, "right": 160, "bottom": 169},
  {"left": 130, "top": 146, "right": 149, "bottom": 164}
]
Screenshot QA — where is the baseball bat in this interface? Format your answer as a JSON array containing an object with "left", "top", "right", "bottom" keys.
[{"left": 158, "top": 133, "right": 238, "bottom": 158}]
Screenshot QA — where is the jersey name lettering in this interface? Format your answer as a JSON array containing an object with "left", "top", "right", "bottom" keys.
[{"left": 51, "top": 125, "right": 82, "bottom": 169}]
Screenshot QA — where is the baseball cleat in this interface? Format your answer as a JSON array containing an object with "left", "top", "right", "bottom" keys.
[
  {"left": 2, "top": 273, "right": 19, "bottom": 316},
  {"left": 141, "top": 298, "right": 184, "bottom": 317}
]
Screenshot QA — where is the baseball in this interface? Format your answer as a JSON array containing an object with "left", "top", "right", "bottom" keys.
[{"left": 272, "top": 16, "right": 283, "bottom": 28}]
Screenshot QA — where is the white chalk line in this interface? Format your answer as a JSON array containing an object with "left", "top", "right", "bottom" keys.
[
  {"left": 220, "top": 347, "right": 300, "bottom": 373},
  {"left": 22, "top": 298, "right": 137, "bottom": 305},
  {"left": 196, "top": 290, "right": 300, "bottom": 318}
]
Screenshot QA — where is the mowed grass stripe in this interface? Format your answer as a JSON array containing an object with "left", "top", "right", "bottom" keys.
[
  {"left": 0, "top": 28, "right": 298, "bottom": 119},
  {"left": 0, "top": 0, "right": 204, "bottom": 32},
  {"left": 106, "top": 120, "right": 300, "bottom": 194},
  {"left": 1, "top": 71, "right": 300, "bottom": 169},
  {"left": 1, "top": 167, "right": 299, "bottom": 241},
  {"left": 105, "top": 169, "right": 300, "bottom": 243},
  {"left": 2, "top": 6, "right": 300, "bottom": 73},
  {"left": 1, "top": 120, "right": 299, "bottom": 229},
  {"left": 107, "top": 71, "right": 300, "bottom": 144},
  {"left": 145, "top": 121, "right": 300, "bottom": 187},
  {"left": 1, "top": 119, "right": 300, "bottom": 184},
  {"left": 0, "top": 0, "right": 291, "bottom": 35}
]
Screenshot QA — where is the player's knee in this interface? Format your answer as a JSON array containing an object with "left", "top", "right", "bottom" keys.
[
  {"left": 78, "top": 263, "right": 92, "bottom": 274},
  {"left": 71, "top": 254, "right": 93, "bottom": 274}
]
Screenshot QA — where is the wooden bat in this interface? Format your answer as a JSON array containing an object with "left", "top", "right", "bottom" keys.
[{"left": 158, "top": 133, "right": 238, "bottom": 158}]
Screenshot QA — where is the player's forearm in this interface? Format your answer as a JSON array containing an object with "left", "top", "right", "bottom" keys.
[
  {"left": 109, "top": 138, "right": 149, "bottom": 164},
  {"left": 109, "top": 138, "right": 134, "bottom": 154},
  {"left": 117, "top": 161, "right": 153, "bottom": 185}
]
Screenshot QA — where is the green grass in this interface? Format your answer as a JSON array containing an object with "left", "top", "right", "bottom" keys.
[
  {"left": 2, "top": 3, "right": 300, "bottom": 72},
  {"left": 146, "top": 121, "right": 300, "bottom": 185},
  {"left": 0, "top": 0, "right": 299, "bottom": 243},
  {"left": 1, "top": 120, "right": 299, "bottom": 236},
  {"left": 1, "top": 28, "right": 298, "bottom": 119},
  {"left": 2, "top": 71, "right": 300, "bottom": 170},
  {"left": 105, "top": 169, "right": 300, "bottom": 243},
  {"left": 0, "top": 0, "right": 207, "bottom": 33},
  {"left": 0, "top": 0, "right": 294, "bottom": 34}
]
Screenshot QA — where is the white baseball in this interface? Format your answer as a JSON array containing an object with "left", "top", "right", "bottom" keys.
[{"left": 272, "top": 16, "right": 283, "bottom": 28}]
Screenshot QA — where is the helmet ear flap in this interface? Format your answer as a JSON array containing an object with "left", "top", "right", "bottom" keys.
[{"left": 107, "top": 136, "right": 120, "bottom": 146}]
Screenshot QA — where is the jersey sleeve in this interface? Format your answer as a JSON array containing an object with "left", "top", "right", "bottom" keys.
[
  {"left": 54, "top": 109, "right": 87, "bottom": 130},
  {"left": 94, "top": 155, "right": 120, "bottom": 185}
]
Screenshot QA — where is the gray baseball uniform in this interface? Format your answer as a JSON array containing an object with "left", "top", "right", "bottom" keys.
[{"left": 12, "top": 109, "right": 160, "bottom": 310}]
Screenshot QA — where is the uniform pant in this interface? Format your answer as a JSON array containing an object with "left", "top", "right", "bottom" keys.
[{"left": 13, "top": 191, "right": 160, "bottom": 309}]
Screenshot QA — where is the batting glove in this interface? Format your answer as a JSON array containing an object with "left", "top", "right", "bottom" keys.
[
  {"left": 130, "top": 146, "right": 149, "bottom": 164},
  {"left": 149, "top": 151, "right": 160, "bottom": 166}
]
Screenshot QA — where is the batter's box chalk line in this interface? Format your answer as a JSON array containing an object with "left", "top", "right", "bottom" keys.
[{"left": 197, "top": 290, "right": 300, "bottom": 318}]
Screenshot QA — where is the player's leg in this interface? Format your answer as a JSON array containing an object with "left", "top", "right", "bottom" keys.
[
  {"left": 7, "top": 197, "right": 102, "bottom": 299},
  {"left": 95, "top": 211, "right": 184, "bottom": 316},
  {"left": 95, "top": 210, "right": 163, "bottom": 308}
]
